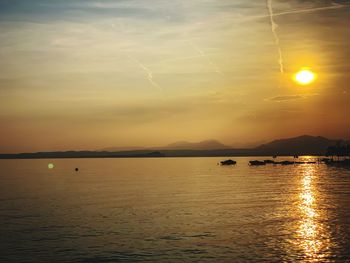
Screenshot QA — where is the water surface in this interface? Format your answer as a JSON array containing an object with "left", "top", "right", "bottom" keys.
[{"left": 1, "top": 157, "right": 350, "bottom": 262}]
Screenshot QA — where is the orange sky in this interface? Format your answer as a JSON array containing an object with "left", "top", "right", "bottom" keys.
[{"left": 0, "top": 0, "right": 350, "bottom": 153}]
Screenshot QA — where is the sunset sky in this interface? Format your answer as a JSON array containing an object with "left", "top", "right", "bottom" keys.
[{"left": 0, "top": 0, "right": 350, "bottom": 153}]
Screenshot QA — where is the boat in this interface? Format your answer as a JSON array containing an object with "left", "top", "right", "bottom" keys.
[
  {"left": 279, "top": 161, "right": 294, "bottom": 165},
  {"left": 249, "top": 160, "right": 266, "bottom": 166},
  {"left": 220, "top": 159, "right": 237, "bottom": 165}
]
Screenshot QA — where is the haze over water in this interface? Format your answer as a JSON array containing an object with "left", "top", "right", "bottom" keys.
[{"left": 1, "top": 157, "right": 350, "bottom": 262}]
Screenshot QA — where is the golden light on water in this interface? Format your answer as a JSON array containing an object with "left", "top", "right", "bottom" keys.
[
  {"left": 294, "top": 69, "right": 316, "bottom": 85},
  {"left": 296, "top": 165, "right": 330, "bottom": 261}
]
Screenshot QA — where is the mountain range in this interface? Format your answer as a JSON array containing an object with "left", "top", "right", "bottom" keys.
[
  {"left": 252, "top": 135, "right": 348, "bottom": 156},
  {"left": 0, "top": 135, "right": 349, "bottom": 159},
  {"left": 102, "top": 139, "right": 230, "bottom": 152},
  {"left": 103, "top": 135, "right": 347, "bottom": 153}
]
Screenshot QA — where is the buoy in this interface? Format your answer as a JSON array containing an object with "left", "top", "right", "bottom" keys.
[{"left": 75, "top": 168, "right": 79, "bottom": 172}]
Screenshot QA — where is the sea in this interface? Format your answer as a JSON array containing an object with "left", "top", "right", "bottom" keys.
[{"left": 1, "top": 157, "right": 350, "bottom": 262}]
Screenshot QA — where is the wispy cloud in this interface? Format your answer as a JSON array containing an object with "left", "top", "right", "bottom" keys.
[
  {"left": 268, "top": 93, "right": 319, "bottom": 102},
  {"left": 269, "top": 95, "right": 304, "bottom": 102}
]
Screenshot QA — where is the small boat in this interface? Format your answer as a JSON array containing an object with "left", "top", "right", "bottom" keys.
[
  {"left": 249, "top": 160, "right": 266, "bottom": 166},
  {"left": 220, "top": 159, "right": 237, "bottom": 165},
  {"left": 280, "top": 161, "right": 294, "bottom": 165}
]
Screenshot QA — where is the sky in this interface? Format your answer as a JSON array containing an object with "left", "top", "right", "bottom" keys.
[{"left": 0, "top": 0, "right": 350, "bottom": 153}]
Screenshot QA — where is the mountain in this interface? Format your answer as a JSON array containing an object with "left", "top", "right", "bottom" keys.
[
  {"left": 1, "top": 135, "right": 349, "bottom": 159},
  {"left": 101, "top": 146, "right": 146, "bottom": 152},
  {"left": 253, "top": 135, "right": 340, "bottom": 155},
  {"left": 162, "top": 140, "right": 230, "bottom": 150},
  {"left": 101, "top": 140, "right": 230, "bottom": 151}
]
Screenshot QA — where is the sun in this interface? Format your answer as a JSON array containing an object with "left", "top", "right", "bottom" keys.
[{"left": 294, "top": 69, "right": 316, "bottom": 85}]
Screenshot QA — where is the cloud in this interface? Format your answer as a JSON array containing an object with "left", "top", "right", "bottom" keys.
[
  {"left": 268, "top": 93, "right": 319, "bottom": 102},
  {"left": 269, "top": 95, "right": 304, "bottom": 102}
]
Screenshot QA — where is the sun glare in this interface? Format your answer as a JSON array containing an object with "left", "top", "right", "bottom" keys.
[{"left": 294, "top": 69, "right": 316, "bottom": 85}]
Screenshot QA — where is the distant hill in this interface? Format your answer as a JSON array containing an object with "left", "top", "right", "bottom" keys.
[
  {"left": 101, "top": 139, "right": 230, "bottom": 151},
  {"left": 1, "top": 135, "right": 349, "bottom": 159},
  {"left": 162, "top": 140, "right": 230, "bottom": 150},
  {"left": 253, "top": 135, "right": 342, "bottom": 155},
  {"left": 101, "top": 146, "right": 146, "bottom": 152}
]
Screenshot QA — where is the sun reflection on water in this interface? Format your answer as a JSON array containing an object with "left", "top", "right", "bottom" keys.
[{"left": 297, "top": 165, "right": 330, "bottom": 261}]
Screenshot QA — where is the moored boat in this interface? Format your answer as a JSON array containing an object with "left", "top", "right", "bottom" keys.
[
  {"left": 220, "top": 159, "right": 237, "bottom": 165},
  {"left": 249, "top": 160, "right": 266, "bottom": 166}
]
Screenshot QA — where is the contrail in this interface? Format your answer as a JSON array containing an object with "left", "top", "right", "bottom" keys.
[
  {"left": 112, "top": 22, "right": 162, "bottom": 91},
  {"left": 232, "top": 2, "right": 348, "bottom": 25},
  {"left": 127, "top": 54, "right": 162, "bottom": 91},
  {"left": 273, "top": 2, "right": 344, "bottom": 17},
  {"left": 134, "top": 59, "right": 161, "bottom": 91},
  {"left": 187, "top": 40, "right": 223, "bottom": 76},
  {"left": 266, "top": 0, "right": 284, "bottom": 74}
]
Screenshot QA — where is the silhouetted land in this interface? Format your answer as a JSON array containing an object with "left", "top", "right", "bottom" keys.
[{"left": 1, "top": 135, "right": 349, "bottom": 159}]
